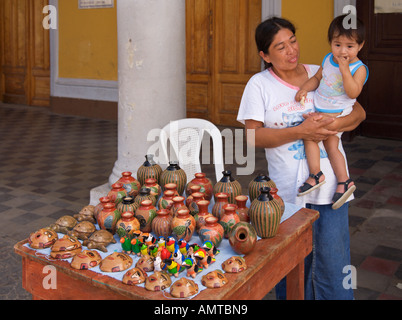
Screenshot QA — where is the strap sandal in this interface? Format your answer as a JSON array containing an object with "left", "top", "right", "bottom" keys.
[
  {"left": 297, "top": 171, "right": 326, "bottom": 197},
  {"left": 331, "top": 179, "right": 356, "bottom": 210}
]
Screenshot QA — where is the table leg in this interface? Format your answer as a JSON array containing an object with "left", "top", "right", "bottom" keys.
[{"left": 286, "top": 261, "right": 304, "bottom": 300}]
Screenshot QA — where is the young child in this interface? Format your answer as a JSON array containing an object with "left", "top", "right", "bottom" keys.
[{"left": 295, "top": 14, "right": 368, "bottom": 210}]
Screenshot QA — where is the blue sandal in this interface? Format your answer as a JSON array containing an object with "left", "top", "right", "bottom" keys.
[{"left": 297, "top": 171, "right": 326, "bottom": 197}]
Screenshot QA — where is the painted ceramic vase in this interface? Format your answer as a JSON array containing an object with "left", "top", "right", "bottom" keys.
[
  {"left": 134, "top": 187, "right": 157, "bottom": 207},
  {"left": 152, "top": 209, "right": 173, "bottom": 239},
  {"left": 248, "top": 174, "right": 277, "bottom": 203},
  {"left": 157, "top": 190, "right": 175, "bottom": 210},
  {"left": 97, "top": 202, "right": 121, "bottom": 234},
  {"left": 270, "top": 187, "right": 285, "bottom": 217},
  {"left": 94, "top": 196, "right": 111, "bottom": 222},
  {"left": 186, "top": 172, "right": 213, "bottom": 200},
  {"left": 117, "top": 171, "right": 141, "bottom": 197},
  {"left": 116, "top": 211, "right": 141, "bottom": 238},
  {"left": 220, "top": 204, "right": 240, "bottom": 238},
  {"left": 117, "top": 195, "right": 139, "bottom": 215},
  {"left": 235, "top": 195, "right": 250, "bottom": 222},
  {"left": 188, "top": 192, "right": 205, "bottom": 217},
  {"left": 211, "top": 192, "right": 229, "bottom": 220},
  {"left": 170, "top": 196, "right": 187, "bottom": 217},
  {"left": 107, "top": 183, "right": 128, "bottom": 204},
  {"left": 228, "top": 222, "right": 257, "bottom": 255},
  {"left": 135, "top": 199, "right": 157, "bottom": 233},
  {"left": 194, "top": 199, "right": 213, "bottom": 232},
  {"left": 136, "top": 154, "right": 163, "bottom": 186},
  {"left": 198, "top": 216, "right": 224, "bottom": 248},
  {"left": 185, "top": 185, "right": 201, "bottom": 207},
  {"left": 160, "top": 161, "right": 187, "bottom": 196},
  {"left": 144, "top": 178, "right": 162, "bottom": 199},
  {"left": 171, "top": 208, "right": 196, "bottom": 242},
  {"left": 163, "top": 183, "right": 180, "bottom": 197},
  {"left": 213, "top": 170, "right": 242, "bottom": 204},
  {"left": 249, "top": 187, "right": 282, "bottom": 238}
]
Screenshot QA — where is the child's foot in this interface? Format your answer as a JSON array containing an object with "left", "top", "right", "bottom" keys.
[
  {"left": 332, "top": 179, "right": 356, "bottom": 210},
  {"left": 297, "top": 171, "right": 326, "bottom": 196}
]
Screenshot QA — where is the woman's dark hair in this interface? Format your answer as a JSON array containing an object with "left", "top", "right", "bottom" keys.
[
  {"left": 255, "top": 17, "right": 296, "bottom": 69},
  {"left": 328, "top": 14, "right": 365, "bottom": 45}
]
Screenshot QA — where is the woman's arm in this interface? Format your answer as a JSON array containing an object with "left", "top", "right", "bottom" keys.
[
  {"left": 326, "top": 101, "right": 366, "bottom": 133},
  {"left": 245, "top": 114, "right": 338, "bottom": 149}
]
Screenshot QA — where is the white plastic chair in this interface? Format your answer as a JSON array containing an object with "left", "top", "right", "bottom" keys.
[{"left": 159, "top": 118, "right": 224, "bottom": 184}]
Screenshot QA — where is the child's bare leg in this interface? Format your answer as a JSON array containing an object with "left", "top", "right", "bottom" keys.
[
  {"left": 323, "top": 136, "right": 355, "bottom": 193},
  {"left": 298, "top": 140, "right": 326, "bottom": 195}
]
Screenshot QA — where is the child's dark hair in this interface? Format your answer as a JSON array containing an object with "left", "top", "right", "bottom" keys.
[
  {"left": 328, "top": 14, "right": 365, "bottom": 44},
  {"left": 255, "top": 17, "right": 296, "bottom": 69}
]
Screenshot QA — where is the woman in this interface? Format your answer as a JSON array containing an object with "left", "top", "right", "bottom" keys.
[{"left": 237, "top": 17, "right": 365, "bottom": 300}]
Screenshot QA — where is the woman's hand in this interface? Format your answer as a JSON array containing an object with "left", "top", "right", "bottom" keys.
[{"left": 301, "top": 113, "right": 338, "bottom": 142}]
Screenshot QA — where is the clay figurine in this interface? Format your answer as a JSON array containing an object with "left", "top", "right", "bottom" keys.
[
  {"left": 130, "top": 238, "right": 142, "bottom": 256},
  {"left": 70, "top": 250, "right": 102, "bottom": 270},
  {"left": 221, "top": 256, "right": 247, "bottom": 273},
  {"left": 164, "top": 259, "right": 184, "bottom": 278},
  {"left": 177, "top": 239, "right": 189, "bottom": 255},
  {"left": 73, "top": 205, "right": 96, "bottom": 224},
  {"left": 166, "top": 236, "right": 176, "bottom": 253},
  {"left": 120, "top": 236, "right": 133, "bottom": 254},
  {"left": 135, "top": 254, "right": 155, "bottom": 272},
  {"left": 67, "top": 221, "right": 96, "bottom": 241},
  {"left": 100, "top": 252, "right": 133, "bottom": 272},
  {"left": 50, "top": 235, "right": 82, "bottom": 259},
  {"left": 48, "top": 215, "right": 78, "bottom": 234},
  {"left": 201, "top": 270, "right": 228, "bottom": 288},
  {"left": 142, "top": 233, "right": 156, "bottom": 246},
  {"left": 154, "top": 252, "right": 165, "bottom": 272},
  {"left": 170, "top": 278, "right": 199, "bottom": 298},
  {"left": 182, "top": 257, "right": 200, "bottom": 278},
  {"left": 122, "top": 267, "right": 148, "bottom": 286},
  {"left": 28, "top": 228, "right": 58, "bottom": 249},
  {"left": 83, "top": 229, "right": 116, "bottom": 252},
  {"left": 145, "top": 271, "right": 172, "bottom": 292},
  {"left": 194, "top": 248, "right": 213, "bottom": 269},
  {"left": 157, "top": 236, "right": 166, "bottom": 249},
  {"left": 202, "top": 240, "right": 219, "bottom": 259}
]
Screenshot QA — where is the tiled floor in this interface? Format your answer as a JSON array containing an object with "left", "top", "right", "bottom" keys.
[{"left": 1, "top": 102, "right": 401, "bottom": 300}]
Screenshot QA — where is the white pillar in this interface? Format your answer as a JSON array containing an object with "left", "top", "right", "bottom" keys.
[{"left": 90, "top": 0, "right": 186, "bottom": 204}]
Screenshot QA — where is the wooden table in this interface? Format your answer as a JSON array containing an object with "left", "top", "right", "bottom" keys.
[{"left": 14, "top": 208, "right": 319, "bottom": 300}]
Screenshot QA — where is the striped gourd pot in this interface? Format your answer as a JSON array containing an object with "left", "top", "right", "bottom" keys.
[
  {"left": 137, "top": 154, "right": 163, "bottom": 186},
  {"left": 213, "top": 170, "right": 242, "bottom": 204},
  {"left": 248, "top": 174, "right": 277, "bottom": 203},
  {"left": 249, "top": 187, "right": 282, "bottom": 239},
  {"left": 160, "top": 161, "right": 187, "bottom": 196}
]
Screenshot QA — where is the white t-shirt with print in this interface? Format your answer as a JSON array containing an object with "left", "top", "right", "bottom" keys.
[{"left": 237, "top": 65, "right": 353, "bottom": 207}]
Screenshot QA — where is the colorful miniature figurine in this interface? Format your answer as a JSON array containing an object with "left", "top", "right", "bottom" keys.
[
  {"left": 177, "top": 239, "right": 189, "bottom": 255},
  {"left": 160, "top": 247, "right": 172, "bottom": 261},
  {"left": 120, "top": 236, "right": 132, "bottom": 254},
  {"left": 182, "top": 257, "right": 200, "bottom": 278},
  {"left": 157, "top": 236, "right": 166, "bottom": 248},
  {"left": 172, "top": 244, "right": 184, "bottom": 265},
  {"left": 194, "top": 248, "right": 213, "bottom": 269},
  {"left": 140, "top": 243, "right": 149, "bottom": 256},
  {"left": 164, "top": 259, "right": 183, "bottom": 278},
  {"left": 130, "top": 238, "right": 142, "bottom": 256},
  {"left": 166, "top": 236, "right": 176, "bottom": 253},
  {"left": 154, "top": 251, "right": 165, "bottom": 272},
  {"left": 142, "top": 233, "right": 156, "bottom": 246},
  {"left": 202, "top": 240, "right": 219, "bottom": 259},
  {"left": 148, "top": 245, "right": 159, "bottom": 258}
]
